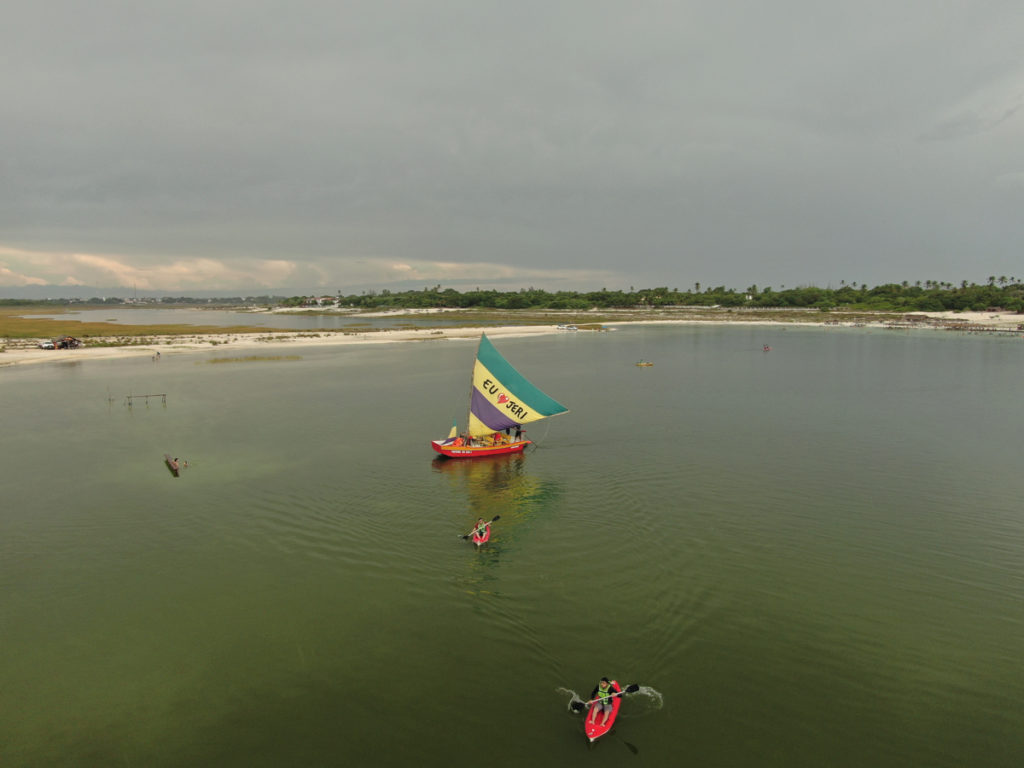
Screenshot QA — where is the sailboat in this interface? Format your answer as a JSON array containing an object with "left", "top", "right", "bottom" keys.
[{"left": 431, "top": 333, "right": 569, "bottom": 458}]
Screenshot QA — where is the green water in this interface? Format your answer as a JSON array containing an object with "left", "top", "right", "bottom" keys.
[{"left": 2, "top": 326, "right": 1023, "bottom": 766}]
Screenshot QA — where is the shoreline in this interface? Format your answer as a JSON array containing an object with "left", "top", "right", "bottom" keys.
[{"left": 2, "top": 310, "right": 1021, "bottom": 368}]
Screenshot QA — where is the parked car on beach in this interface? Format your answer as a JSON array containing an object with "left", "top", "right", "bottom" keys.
[{"left": 38, "top": 336, "right": 81, "bottom": 349}]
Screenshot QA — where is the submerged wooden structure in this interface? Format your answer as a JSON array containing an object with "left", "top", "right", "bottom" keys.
[{"left": 164, "top": 454, "right": 181, "bottom": 477}]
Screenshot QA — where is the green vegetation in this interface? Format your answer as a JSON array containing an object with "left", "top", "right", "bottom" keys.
[
  {"left": 4, "top": 278, "right": 1023, "bottom": 315},
  {"left": 290, "top": 278, "right": 1024, "bottom": 314},
  {"left": 0, "top": 308, "right": 272, "bottom": 340},
  {"left": 2, "top": 278, "right": 1022, "bottom": 345}
]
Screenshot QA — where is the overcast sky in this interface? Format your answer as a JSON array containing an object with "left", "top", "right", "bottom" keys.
[{"left": 2, "top": 1, "right": 1022, "bottom": 295}]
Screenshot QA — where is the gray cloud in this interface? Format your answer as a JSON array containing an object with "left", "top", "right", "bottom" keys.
[{"left": 2, "top": 1, "right": 1023, "bottom": 293}]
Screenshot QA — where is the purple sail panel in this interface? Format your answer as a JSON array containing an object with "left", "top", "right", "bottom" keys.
[{"left": 470, "top": 388, "right": 519, "bottom": 432}]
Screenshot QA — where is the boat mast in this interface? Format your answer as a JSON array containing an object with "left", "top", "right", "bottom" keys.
[{"left": 465, "top": 333, "right": 484, "bottom": 436}]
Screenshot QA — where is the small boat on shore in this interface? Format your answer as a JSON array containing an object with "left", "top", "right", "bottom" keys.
[{"left": 431, "top": 333, "right": 569, "bottom": 459}]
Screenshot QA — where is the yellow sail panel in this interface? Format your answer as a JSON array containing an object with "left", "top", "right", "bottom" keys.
[{"left": 466, "top": 356, "right": 560, "bottom": 437}]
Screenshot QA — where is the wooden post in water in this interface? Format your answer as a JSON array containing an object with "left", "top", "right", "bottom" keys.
[{"left": 125, "top": 393, "right": 167, "bottom": 408}]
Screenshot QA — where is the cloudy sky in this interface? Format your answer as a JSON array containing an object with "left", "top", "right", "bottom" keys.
[{"left": 2, "top": 1, "right": 1022, "bottom": 295}]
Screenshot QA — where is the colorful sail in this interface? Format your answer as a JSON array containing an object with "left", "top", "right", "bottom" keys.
[{"left": 466, "top": 333, "right": 568, "bottom": 437}]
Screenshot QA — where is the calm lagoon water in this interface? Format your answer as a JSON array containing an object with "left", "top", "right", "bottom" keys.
[{"left": 2, "top": 325, "right": 1023, "bottom": 766}]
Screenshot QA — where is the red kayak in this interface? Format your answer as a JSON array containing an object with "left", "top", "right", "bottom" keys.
[
  {"left": 584, "top": 680, "right": 622, "bottom": 742},
  {"left": 472, "top": 525, "right": 491, "bottom": 546}
]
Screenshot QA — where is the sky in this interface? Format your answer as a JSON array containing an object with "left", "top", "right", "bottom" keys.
[{"left": 2, "top": 1, "right": 1023, "bottom": 296}]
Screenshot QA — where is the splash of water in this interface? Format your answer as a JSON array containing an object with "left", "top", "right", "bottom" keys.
[
  {"left": 636, "top": 685, "right": 664, "bottom": 708},
  {"left": 558, "top": 684, "right": 663, "bottom": 715},
  {"left": 615, "top": 685, "right": 663, "bottom": 718},
  {"left": 556, "top": 686, "right": 585, "bottom": 712}
]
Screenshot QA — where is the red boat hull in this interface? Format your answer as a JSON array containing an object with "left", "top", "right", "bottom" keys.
[
  {"left": 472, "top": 526, "right": 491, "bottom": 546},
  {"left": 431, "top": 439, "right": 530, "bottom": 459}
]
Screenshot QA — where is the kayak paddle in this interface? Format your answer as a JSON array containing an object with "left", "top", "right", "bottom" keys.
[
  {"left": 461, "top": 515, "right": 500, "bottom": 539},
  {"left": 571, "top": 684, "right": 640, "bottom": 712}
]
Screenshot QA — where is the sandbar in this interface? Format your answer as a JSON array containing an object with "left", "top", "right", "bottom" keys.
[{"left": 1, "top": 310, "right": 1020, "bottom": 369}]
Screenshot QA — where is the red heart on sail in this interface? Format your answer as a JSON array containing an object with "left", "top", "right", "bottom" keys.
[{"left": 497, "top": 394, "right": 509, "bottom": 404}]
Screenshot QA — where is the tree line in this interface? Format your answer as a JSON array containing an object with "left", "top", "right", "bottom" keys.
[
  {"left": 5, "top": 277, "right": 1022, "bottom": 312},
  {"left": 282, "top": 277, "right": 1024, "bottom": 313}
]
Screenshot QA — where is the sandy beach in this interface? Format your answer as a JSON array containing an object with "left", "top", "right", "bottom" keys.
[
  {"left": 0, "top": 324, "right": 566, "bottom": 368},
  {"left": 1, "top": 310, "right": 1021, "bottom": 368}
]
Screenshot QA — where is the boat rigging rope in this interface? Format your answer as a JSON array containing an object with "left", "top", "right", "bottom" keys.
[{"left": 527, "top": 419, "right": 553, "bottom": 451}]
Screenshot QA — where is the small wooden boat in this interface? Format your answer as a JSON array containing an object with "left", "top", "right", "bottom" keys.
[
  {"left": 164, "top": 454, "right": 180, "bottom": 477},
  {"left": 432, "top": 333, "right": 568, "bottom": 459},
  {"left": 635, "top": 361, "right": 653, "bottom": 367},
  {"left": 432, "top": 439, "right": 529, "bottom": 458}
]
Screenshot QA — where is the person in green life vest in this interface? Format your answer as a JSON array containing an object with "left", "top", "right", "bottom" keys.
[
  {"left": 472, "top": 518, "right": 490, "bottom": 542},
  {"left": 588, "top": 677, "right": 615, "bottom": 727}
]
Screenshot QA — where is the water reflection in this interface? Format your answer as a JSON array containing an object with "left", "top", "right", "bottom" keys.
[
  {"left": 433, "top": 453, "right": 532, "bottom": 502},
  {"left": 432, "top": 453, "right": 561, "bottom": 534},
  {"left": 457, "top": 539, "right": 504, "bottom": 598},
  {"left": 437, "top": 454, "right": 562, "bottom": 598}
]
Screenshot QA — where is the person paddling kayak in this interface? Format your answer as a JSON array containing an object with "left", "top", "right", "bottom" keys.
[
  {"left": 569, "top": 684, "right": 638, "bottom": 741},
  {"left": 588, "top": 678, "right": 616, "bottom": 728},
  {"left": 472, "top": 517, "right": 491, "bottom": 545},
  {"left": 570, "top": 679, "right": 638, "bottom": 742}
]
